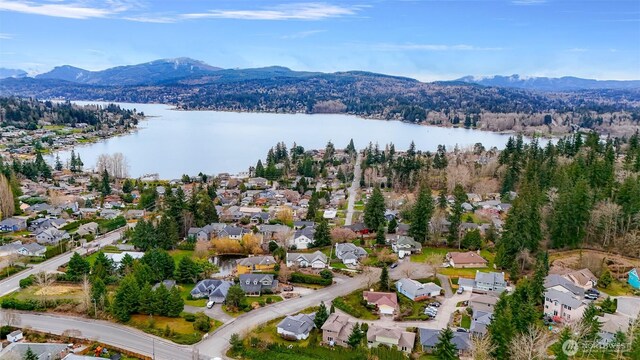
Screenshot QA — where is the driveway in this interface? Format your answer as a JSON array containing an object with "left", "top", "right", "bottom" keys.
[
  {"left": 389, "top": 258, "right": 434, "bottom": 280},
  {"left": 184, "top": 305, "right": 234, "bottom": 324},
  {"left": 344, "top": 151, "right": 362, "bottom": 226}
]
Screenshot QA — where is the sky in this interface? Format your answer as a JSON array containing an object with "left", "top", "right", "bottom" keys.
[{"left": 0, "top": 0, "right": 639, "bottom": 81}]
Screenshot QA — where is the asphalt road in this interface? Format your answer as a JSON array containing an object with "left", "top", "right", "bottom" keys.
[
  {"left": 196, "top": 270, "right": 379, "bottom": 358},
  {"left": 344, "top": 151, "right": 362, "bottom": 226},
  {"left": 0, "top": 230, "right": 122, "bottom": 298},
  {"left": 3, "top": 310, "right": 195, "bottom": 360}
]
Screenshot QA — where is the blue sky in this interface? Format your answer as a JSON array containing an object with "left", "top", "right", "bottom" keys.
[{"left": 0, "top": 0, "right": 638, "bottom": 81}]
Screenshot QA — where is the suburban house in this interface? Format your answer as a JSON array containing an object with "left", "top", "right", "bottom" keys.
[
  {"left": 446, "top": 251, "right": 488, "bottom": 268},
  {"left": 419, "top": 328, "right": 471, "bottom": 355},
  {"left": 293, "top": 220, "right": 315, "bottom": 230},
  {"left": 105, "top": 251, "right": 145, "bottom": 267},
  {"left": 366, "top": 325, "right": 416, "bottom": 353},
  {"left": 247, "top": 177, "right": 268, "bottom": 188},
  {"left": 35, "top": 228, "right": 70, "bottom": 245},
  {"left": 321, "top": 313, "right": 354, "bottom": 347},
  {"left": 544, "top": 274, "right": 585, "bottom": 297},
  {"left": 335, "top": 242, "right": 367, "bottom": 265},
  {"left": 277, "top": 313, "right": 316, "bottom": 341},
  {"left": 29, "top": 218, "right": 67, "bottom": 232},
  {"left": 0, "top": 241, "right": 46, "bottom": 257},
  {"left": 76, "top": 222, "right": 99, "bottom": 237},
  {"left": 292, "top": 227, "right": 315, "bottom": 249},
  {"left": 221, "top": 225, "right": 250, "bottom": 240},
  {"left": 152, "top": 280, "right": 176, "bottom": 291},
  {"left": 629, "top": 268, "right": 640, "bottom": 289},
  {"left": 239, "top": 274, "right": 279, "bottom": 296},
  {"left": 258, "top": 224, "right": 291, "bottom": 242},
  {"left": 544, "top": 288, "right": 586, "bottom": 322},
  {"left": 363, "top": 291, "right": 398, "bottom": 315},
  {"left": 0, "top": 342, "right": 69, "bottom": 360},
  {"left": 598, "top": 313, "right": 633, "bottom": 345},
  {"left": 190, "top": 279, "right": 234, "bottom": 303},
  {"left": 236, "top": 255, "right": 277, "bottom": 274},
  {"left": 458, "top": 271, "right": 507, "bottom": 294},
  {"left": 470, "top": 310, "right": 493, "bottom": 336},
  {"left": 0, "top": 217, "right": 27, "bottom": 232},
  {"left": 125, "top": 209, "right": 145, "bottom": 219},
  {"left": 469, "top": 294, "right": 499, "bottom": 313},
  {"left": 396, "top": 278, "right": 442, "bottom": 301},
  {"left": 286, "top": 251, "right": 328, "bottom": 269},
  {"left": 391, "top": 236, "right": 422, "bottom": 258},
  {"left": 566, "top": 268, "right": 598, "bottom": 289},
  {"left": 344, "top": 222, "right": 369, "bottom": 234}
]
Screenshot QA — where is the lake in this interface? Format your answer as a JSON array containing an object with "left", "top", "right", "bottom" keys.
[{"left": 52, "top": 102, "right": 526, "bottom": 179}]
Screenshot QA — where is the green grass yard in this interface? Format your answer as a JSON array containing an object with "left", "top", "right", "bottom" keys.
[{"left": 332, "top": 289, "right": 379, "bottom": 320}]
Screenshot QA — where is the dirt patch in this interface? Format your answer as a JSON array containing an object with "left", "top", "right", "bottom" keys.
[
  {"left": 550, "top": 249, "right": 640, "bottom": 279},
  {"left": 34, "top": 285, "right": 79, "bottom": 296}
]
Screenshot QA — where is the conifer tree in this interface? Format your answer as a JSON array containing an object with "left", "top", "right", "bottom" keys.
[
  {"left": 409, "top": 185, "right": 434, "bottom": 243},
  {"left": 364, "top": 187, "right": 386, "bottom": 231},
  {"left": 434, "top": 327, "right": 459, "bottom": 360}
]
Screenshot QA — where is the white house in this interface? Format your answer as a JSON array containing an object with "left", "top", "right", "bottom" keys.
[
  {"left": 286, "top": 251, "right": 328, "bottom": 269},
  {"left": 291, "top": 227, "right": 315, "bottom": 249},
  {"left": 544, "top": 288, "right": 586, "bottom": 323},
  {"left": 35, "top": 228, "right": 70, "bottom": 245},
  {"left": 277, "top": 313, "right": 316, "bottom": 340},
  {"left": 105, "top": 251, "right": 145, "bottom": 267}
]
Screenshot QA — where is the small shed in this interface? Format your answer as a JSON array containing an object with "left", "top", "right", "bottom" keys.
[{"left": 7, "top": 330, "right": 23, "bottom": 342}]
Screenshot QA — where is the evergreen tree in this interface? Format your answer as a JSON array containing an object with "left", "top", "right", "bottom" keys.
[
  {"left": 152, "top": 284, "right": 170, "bottom": 315},
  {"left": 131, "top": 218, "right": 156, "bottom": 251},
  {"left": 70, "top": 150, "right": 77, "bottom": 172},
  {"left": 347, "top": 322, "right": 364, "bottom": 348},
  {"left": 599, "top": 269, "right": 613, "bottom": 288},
  {"left": 100, "top": 169, "right": 111, "bottom": 196},
  {"left": 137, "top": 284, "right": 154, "bottom": 315},
  {"left": 111, "top": 275, "right": 140, "bottom": 322},
  {"left": 549, "top": 177, "right": 591, "bottom": 248},
  {"left": 433, "top": 145, "right": 448, "bottom": 170},
  {"left": 306, "top": 193, "right": 319, "bottom": 221},
  {"left": 628, "top": 316, "right": 640, "bottom": 359},
  {"left": 461, "top": 229, "right": 482, "bottom": 250},
  {"left": 225, "top": 284, "right": 246, "bottom": 309},
  {"left": 376, "top": 223, "right": 386, "bottom": 245},
  {"left": 438, "top": 191, "right": 448, "bottom": 209},
  {"left": 529, "top": 253, "right": 549, "bottom": 305},
  {"left": 54, "top": 154, "right": 63, "bottom": 171},
  {"left": 141, "top": 249, "right": 175, "bottom": 282},
  {"left": 67, "top": 252, "right": 91, "bottom": 281},
  {"left": 552, "top": 327, "right": 572, "bottom": 360},
  {"left": 346, "top": 138, "right": 356, "bottom": 155},
  {"left": 166, "top": 286, "right": 184, "bottom": 317},
  {"left": 255, "top": 160, "right": 265, "bottom": 177},
  {"left": 90, "top": 277, "right": 107, "bottom": 307},
  {"left": 409, "top": 185, "right": 434, "bottom": 243},
  {"left": 581, "top": 302, "right": 602, "bottom": 341},
  {"left": 23, "top": 347, "right": 38, "bottom": 360},
  {"left": 314, "top": 301, "right": 329, "bottom": 328},
  {"left": 488, "top": 293, "right": 515, "bottom": 359},
  {"left": 379, "top": 266, "right": 389, "bottom": 291},
  {"left": 156, "top": 215, "right": 179, "bottom": 250},
  {"left": 446, "top": 184, "right": 466, "bottom": 247},
  {"left": 311, "top": 219, "right": 332, "bottom": 247},
  {"left": 364, "top": 187, "right": 386, "bottom": 231},
  {"left": 330, "top": 303, "right": 335, "bottom": 314},
  {"left": 122, "top": 178, "right": 133, "bottom": 193},
  {"left": 387, "top": 217, "right": 397, "bottom": 234},
  {"left": 91, "top": 252, "right": 113, "bottom": 280},
  {"left": 176, "top": 256, "right": 199, "bottom": 283},
  {"left": 434, "top": 327, "right": 459, "bottom": 360}
]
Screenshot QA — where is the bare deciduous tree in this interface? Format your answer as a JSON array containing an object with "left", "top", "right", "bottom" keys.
[
  {"left": 509, "top": 326, "right": 554, "bottom": 360},
  {"left": 34, "top": 271, "right": 55, "bottom": 307},
  {"left": 194, "top": 240, "right": 211, "bottom": 259},
  {"left": 0, "top": 173, "right": 14, "bottom": 219},
  {"left": 424, "top": 253, "right": 444, "bottom": 276},
  {"left": 2, "top": 309, "right": 20, "bottom": 327},
  {"left": 330, "top": 228, "right": 357, "bottom": 243},
  {"left": 470, "top": 334, "right": 495, "bottom": 360}
]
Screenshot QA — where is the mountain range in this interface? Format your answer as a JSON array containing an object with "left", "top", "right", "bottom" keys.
[
  {"left": 455, "top": 74, "right": 640, "bottom": 91},
  {"left": 2, "top": 57, "right": 637, "bottom": 90}
]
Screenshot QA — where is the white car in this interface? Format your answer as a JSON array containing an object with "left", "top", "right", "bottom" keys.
[{"left": 206, "top": 300, "right": 215, "bottom": 309}]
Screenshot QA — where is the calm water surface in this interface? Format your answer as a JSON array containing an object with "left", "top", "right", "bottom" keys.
[{"left": 52, "top": 102, "right": 528, "bottom": 179}]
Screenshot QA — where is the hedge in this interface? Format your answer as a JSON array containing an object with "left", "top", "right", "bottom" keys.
[
  {"left": 289, "top": 272, "right": 331, "bottom": 286},
  {"left": 19, "top": 275, "right": 35, "bottom": 288}
]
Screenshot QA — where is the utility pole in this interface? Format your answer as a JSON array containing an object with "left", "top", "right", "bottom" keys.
[
  {"left": 93, "top": 298, "right": 97, "bottom": 318},
  {"left": 152, "top": 338, "right": 155, "bottom": 360}
]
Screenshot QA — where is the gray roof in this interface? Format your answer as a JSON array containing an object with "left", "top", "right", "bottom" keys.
[
  {"left": 544, "top": 274, "right": 585, "bottom": 296},
  {"left": 1, "top": 342, "right": 68, "bottom": 360},
  {"left": 458, "top": 278, "right": 476, "bottom": 288},
  {"left": 277, "top": 313, "right": 316, "bottom": 336},
  {"left": 395, "top": 236, "right": 422, "bottom": 250},
  {"left": 239, "top": 274, "right": 278, "bottom": 294},
  {"left": 153, "top": 280, "right": 176, "bottom": 291},
  {"left": 294, "top": 227, "right": 315, "bottom": 241},
  {"left": 286, "top": 251, "right": 328, "bottom": 265},
  {"left": 335, "top": 243, "right": 367, "bottom": 259},
  {"left": 224, "top": 225, "right": 248, "bottom": 236},
  {"left": 190, "top": 279, "right": 233, "bottom": 299},
  {"left": 475, "top": 271, "right": 506, "bottom": 285},
  {"left": 237, "top": 255, "right": 276, "bottom": 267},
  {"left": 419, "top": 328, "right": 471, "bottom": 351},
  {"left": 396, "top": 278, "right": 441, "bottom": 298},
  {"left": 545, "top": 288, "right": 585, "bottom": 309},
  {"left": 0, "top": 217, "right": 25, "bottom": 226}
]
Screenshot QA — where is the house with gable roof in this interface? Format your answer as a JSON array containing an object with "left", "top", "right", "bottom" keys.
[
  {"left": 277, "top": 313, "right": 316, "bottom": 340},
  {"left": 286, "top": 251, "right": 328, "bottom": 269}
]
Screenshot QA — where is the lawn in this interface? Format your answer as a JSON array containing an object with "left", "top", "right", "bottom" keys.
[
  {"left": 223, "top": 294, "right": 283, "bottom": 316},
  {"left": 10, "top": 283, "right": 84, "bottom": 302},
  {"left": 85, "top": 248, "right": 121, "bottom": 265},
  {"left": 599, "top": 280, "right": 637, "bottom": 296},
  {"left": 168, "top": 249, "right": 195, "bottom": 266},
  {"left": 461, "top": 314, "right": 471, "bottom": 329},
  {"left": 332, "top": 289, "right": 379, "bottom": 320},
  {"left": 414, "top": 277, "right": 441, "bottom": 286},
  {"left": 128, "top": 314, "right": 222, "bottom": 345},
  {"left": 331, "top": 262, "right": 347, "bottom": 270},
  {"left": 251, "top": 316, "right": 320, "bottom": 347},
  {"left": 397, "top": 292, "right": 430, "bottom": 321},
  {"left": 178, "top": 284, "right": 207, "bottom": 307}
]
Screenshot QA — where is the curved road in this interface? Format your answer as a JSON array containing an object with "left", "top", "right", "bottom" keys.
[
  {"left": 344, "top": 151, "right": 362, "bottom": 226},
  {"left": 0, "top": 230, "right": 122, "bottom": 298}
]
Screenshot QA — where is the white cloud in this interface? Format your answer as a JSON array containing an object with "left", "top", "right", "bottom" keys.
[
  {"left": 182, "top": 3, "right": 365, "bottom": 21},
  {"left": 0, "top": 33, "right": 12, "bottom": 39},
  {"left": 0, "top": 0, "right": 129, "bottom": 19},
  {"left": 281, "top": 29, "right": 326, "bottom": 39},
  {"left": 567, "top": 48, "right": 588, "bottom": 52},
  {"left": 373, "top": 43, "right": 503, "bottom": 51}
]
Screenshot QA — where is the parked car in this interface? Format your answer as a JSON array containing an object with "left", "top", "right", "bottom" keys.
[
  {"left": 390, "top": 263, "right": 398, "bottom": 269},
  {"left": 457, "top": 288, "right": 464, "bottom": 294},
  {"left": 456, "top": 328, "right": 468, "bottom": 333},
  {"left": 584, "top": 293, "right": 598, "bottom": 300},
  {"left": 424, "top": 308, "right": 438, "bottom": 316},
  {"left": 206, "top": 300, "right": 215, "bottom": 309},
  {"left": 282, "top": 285, "right": 294, "bottom": 291},
  {"left": 586, "top": 288, "right": 600, "bottom": 296},
  {"left": 429, "top": 301, "right": 441, "bottom": 307}
]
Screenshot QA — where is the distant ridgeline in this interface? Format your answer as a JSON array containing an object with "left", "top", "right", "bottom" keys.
[
  {"left": 0, "top": 58, "right": 639, "bottom": 134},
  {"left": 0, "top": 97, "right": 143, "bottom": 130}
]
